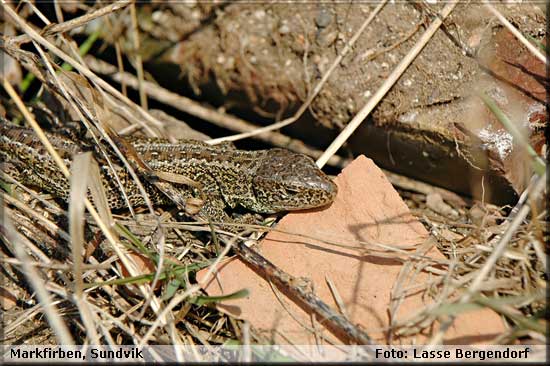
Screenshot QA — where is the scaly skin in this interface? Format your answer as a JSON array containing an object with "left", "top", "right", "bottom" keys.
[{"left": 0, "top": 121, "right": 337, "bottom": 222}]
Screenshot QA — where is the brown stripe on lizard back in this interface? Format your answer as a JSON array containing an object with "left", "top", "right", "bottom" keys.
[{"left": 0, "top": 121, "right": 337, "bottom": 220}]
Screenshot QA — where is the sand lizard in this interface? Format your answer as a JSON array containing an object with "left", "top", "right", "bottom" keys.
[{"left": 0, "top": 121, "right": 337, "bottom": 223}]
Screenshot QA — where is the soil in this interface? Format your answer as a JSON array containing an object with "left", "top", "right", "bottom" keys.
[
  {"left": 108, "top": 1, "right": 547, "bottom": 204},
  {"left": 1, "top": 1, "right": 546, "bottom": 349}
]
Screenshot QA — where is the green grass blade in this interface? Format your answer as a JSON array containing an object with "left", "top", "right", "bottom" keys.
[
  {"left": 190, "top": 288, "right": 250, "bottom": 306},
  {"left": 526, "top": 34, "right": 546, "bottom": 53},
  {"left": 20, "top": 30, "right": 100, "bottom": 93},
  {"left": 84, "top": 260, "right": 211, "bottom": 289},
  {"left": 479, "top": 92, "right": 546, "bottom": 176}
]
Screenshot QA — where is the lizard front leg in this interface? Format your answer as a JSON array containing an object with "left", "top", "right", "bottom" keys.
[{"left": 196, "top": 198, "right": 262, "bottom": 233}]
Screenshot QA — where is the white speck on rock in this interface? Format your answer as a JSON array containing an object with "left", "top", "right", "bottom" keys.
[
  {"left": 486, "top": 87, "right": 508, "bottom": 105},
  {"left": 527, "top": 102, "right": 544, "bottom": 114},
  {"left": 279, "top": 24, "right": 290, "bottom": 34},
  {"left": 191, "top": 10, "right": 201, "bottom": 20},
  {"left": 478, "top": 127, "right": 513, "bottom": 160},
  {"left": 527, "top": 102, "right": 545, "bottom": 125},
  {"left": 152, "top": 11, "right": 163, "bottom": 22},
  {"left": 398, "top": 111, "right": 418, "bottom": 123}
]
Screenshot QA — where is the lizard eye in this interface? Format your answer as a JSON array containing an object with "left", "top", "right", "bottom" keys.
[{"left": 284, "top": 187, "right": 302, "bottom": 194}]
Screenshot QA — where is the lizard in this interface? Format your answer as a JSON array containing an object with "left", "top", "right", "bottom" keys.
[
  {"left": 0, "top": 120, "right": 338, "bottom": 225},
  {"left": 0, "top": 120, "right": 376, "bottom": 345}
]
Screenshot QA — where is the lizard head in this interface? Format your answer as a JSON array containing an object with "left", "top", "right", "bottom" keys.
[{"left": 249, "top": 149, "right": 338, "bottom": 213}]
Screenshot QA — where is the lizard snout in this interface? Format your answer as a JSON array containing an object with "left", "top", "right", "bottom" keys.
[{"left": 252, "top": 149, "right": 338, "bottom": 212}]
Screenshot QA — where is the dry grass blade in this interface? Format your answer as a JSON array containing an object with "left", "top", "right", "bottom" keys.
[
  {"left": 1, "top": 0, "right": 545, "bottom": 349},
  {"left": 0, "top": 257, "right": 111, "bottom": 271},
  {"left": 2, "top": 78, "right": 163, "bottom": 317},
  {"left": 2, "top": 2, "right": 163, "bottom": 134},
  {"left": 207, "top": 0, "right": 387, "bottom": 145},
  {"left": 2, "top": 219, "right": 74, "bottom": 345},
  {"left": 483, "top": 1, "right": 546, "bottom": 64},
  {"left": 15, "top": 33, "right": 141, "bottom": 217},
  {"left": 316, "top": 0, "right": 459, "bottom": 168},
  {"left": 13, "top": 0, "right": 131, "bottom": 42},
  {"left": 0, "top": 171, "right": 66, "bottom": 215},
  {"left": 479, "top": 91, "right": 546, "bottom": 176},
  {"left": 129, "top": 2, "right": 147, "bottom": 110},
  {"left": 30, "top": 38, "right": 155, "bottom": 218},
  {"left": 325, "top": 275, "right": 349, "bottom": 319},
  {"left": 461, "top": 172, "right": 546, "bottom": 303},
  {"left": 87, "top": 156, "right": 116, "bottom": 230},
  {"left": 8, "top": 19, "right": 172, "bottom": 319},
  {"left": 2, "top": 304, "right": 41, "bottom": 338},
  {"left": 69, "top": 153, "right": 90, "bottom": 296},
  {"left": 418, "top": 172, "right": 547, "bottom": 344},
  {"left": 529, "top": 234, "right": 547, "bottom": 273},
  {"left": 241, "top": 322, "right": 251, "bottom": 362},
  {"left": 116, "top": 219, "right": 450, "bottom": 268},
  {"left": 137, "top": 230, "right": 240, "bottom": 346},
  {"left": 2, "top": 192, "right": 70, "bottom": 242},
  {"left": 69, "top": 152, "right": 101, "bottom": 344},
  {"left": 85, "top": 56, "right": 349, "bottom": 168},
  {"left": 1, "top": 79, "right": 71, "bottom": 178}
]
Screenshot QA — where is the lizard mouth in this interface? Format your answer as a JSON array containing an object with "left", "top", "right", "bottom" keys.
[{"left": 252, "top": 149, "right": 338, "bottom": 212}]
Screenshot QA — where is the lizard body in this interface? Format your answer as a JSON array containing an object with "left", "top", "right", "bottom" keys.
[{"left": 0, "top": 122, "right": 337, "bottom": 222}]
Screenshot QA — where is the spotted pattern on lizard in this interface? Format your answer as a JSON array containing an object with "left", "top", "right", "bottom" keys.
[{"left": 0, "top": 121, "right": 337, "bottom": 223}]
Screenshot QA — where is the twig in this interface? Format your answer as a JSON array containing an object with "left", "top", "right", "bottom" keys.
[
  {"left": 267, "top": 280, "right": 337, "bottom": 345},
  {"left": 207, "top": 1, "right": 387, "bottom": 145},
  {"left": 2, "top": 78, "right": 164, "bottom": 316},
  {"left": 12, "top": 0, "right": 131, "bottom": 43},
  {"left": 2, "top": 2, "right": 163, "bottom": 135},
  {"left": 85, "top": 56, "right": 349, "bottom": 168},
  {"left": 232, "top": 240, "right": 372, "bottom": 345},
  {"left": 483, "top": 1, "right": 546, "bottom": 65},
  {"left": 359, "top": 21, "right": 422, "bottom": 63},
  {"left": 316, "top": 0, "right": 459, "bottom": 168},
  {"left": 138, "top": 230, "right": 241, "bottom": 346}
]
